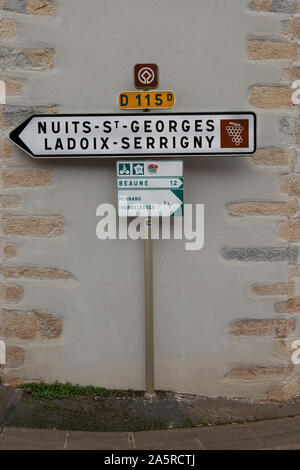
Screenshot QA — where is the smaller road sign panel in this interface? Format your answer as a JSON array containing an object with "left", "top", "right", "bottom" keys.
[
  {"left": 118, "top": 91, "right": 175, "bottom": 109},
  {"left": 134, "top": 64, "right": 158, "bottom": 89},
  {"left": 117, "top": 178, "right": 184, "bottom": 189},
  {"left": 117, "top": 160, "right": 184, "bottom": 217},
  {"left": 118, "top": 189, "right": 184, "bottom": 217},
  {"left": 117, "top": 161, "right": 183, "bottom": 177}
]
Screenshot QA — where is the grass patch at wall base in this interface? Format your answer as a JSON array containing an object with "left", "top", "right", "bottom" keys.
[{"left": 21, "top": 381, "right": 116, "bottom": 400}]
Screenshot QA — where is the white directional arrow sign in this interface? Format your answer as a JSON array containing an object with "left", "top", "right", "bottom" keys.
[
  {"left": 118, "top": 189, "right": 184, "bottom": 217},
  {"left": 10, "top": 113, "right": 256, "bottom": 158}
]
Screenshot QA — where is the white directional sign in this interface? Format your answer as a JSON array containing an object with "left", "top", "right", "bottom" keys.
[
  {"left": 117, "top": 160, "right": 184, "bottom": 217},
  {"left": 10, "top": 113, "right": 256, "bottom": 158}
]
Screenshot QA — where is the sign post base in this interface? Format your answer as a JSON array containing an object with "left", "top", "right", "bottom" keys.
[{"left": 144, "top": 392, "right": 156, "bottom": 403}]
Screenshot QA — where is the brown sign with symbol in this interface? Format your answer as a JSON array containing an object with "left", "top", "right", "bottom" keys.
[
  {"left": 220, "top": 119, "right": 249, "bottom": 149},
  {"left": 134, "top": 64, "right": 158, "bottom": 89}
]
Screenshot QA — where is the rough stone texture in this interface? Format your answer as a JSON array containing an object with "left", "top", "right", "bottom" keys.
[
  {"left": 274, "top": 301, "right": 289, "bottom": 314},
  {"left": 2, "top": 77, "right": 22, "bottom": 96},
  {"left": 249, "top": 0, "right": 273, "bottom": 11},
  {"left": 0, "top": 309, "right": 63, "bottom": 341},
  {"left": 273, "top": 338, "right": 300, "bottom": 359},
  {"left": 279, "top": 118, "right": 299, "bottom": 145},
  {"left": 0, "top": 0, "right": 56, "bottom": 15},
  {"left": 0, "top": 0, "right": 27, "bottom": 13},
  {"left": 289, "top": 265, "right": 300, "bottom": 278},
  {"left": 280, "top": 175, "right": 300, "bottom": 197},
  {"left": 249, "top": 86, "right": 293, "bottom": 109},
  {"left": 226, "top": 19, "right": 300, "bottom": 401},
  {"left": 251, "top": 148, "right": 295, "bottom": 167},
  {"left": 0, "top": 284, "right": 23, "bottom": 304},
  {"left": 26, "top": 0, "right": 56, "bottom": 15},
  {"left": 284, "top": 18, "right": 300, "bottom": 39},
  {"left": 251, "top": 281, "right": 295, "bottom": 297},
  {"left": 229, "top": 318, "right": 297, "bottom": 338},
  {"left": 247, "top": 40, "right": 298, "bottom": 60},
  {"left": 227, "top": 200, "right": 298, "bottom": 217},
  {"left": 0, "top": 20, "right": 16, "bottom": 40},
  {"left": 0, "top": 195, "right": 20, "bottom": 209},
  {"left": 2, "top": 168, "right": 53, "bottom": 188},
  {"left": 226, "top": 365, "right": 293, "bottom": 380},
  {"left": 2, "top": 244, "right": 17, "bottom": 260},
  {"left": 249, "top": 0, "right": 298, "bottom": 13},
  {"left": 221, "top": 246, "right": 298, "bottom": 264},
  {"left": 282, "top": 66, "right": 300, "bottom": 80},
  {"left": 0, "top": 266, "right": 74, "bottom": 281},
  {"left": 2, "top": 214, "right": 65, "bottom": 237},
  {"left": 5, "top": 346, "right": 25, "bottom": 369},
  {"left": 23, "top": 48, "right": 54, "bottom": 70},
  {"left": 0, "top": 105, "right": 58, "bottom": 129},
  {"left": 0, "top": 140, "right": 12, "bottom": 159},
  {"left": 0, "top": 48, "right": 54, "bottom": 72},
  {"left": 267, "top": 375, "right": 300, "bottom": 401},
  {"left": 274, "top": 297, "right": 300, "bottom": 314},
  {"left": 279, "top": 219, "right": 300, "bottom": 242}
]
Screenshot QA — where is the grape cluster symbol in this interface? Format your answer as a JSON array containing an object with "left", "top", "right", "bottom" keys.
[{"left": 226, "top": 122, "right": 244, "bottom": 146}]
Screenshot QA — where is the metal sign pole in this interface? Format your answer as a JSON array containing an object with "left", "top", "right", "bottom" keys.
[
  {"left": 143, "top": 104, "right": 155, "bottom": 401},
  {"left": 144, "top": 217, "right": 155, "bottom": 401}
]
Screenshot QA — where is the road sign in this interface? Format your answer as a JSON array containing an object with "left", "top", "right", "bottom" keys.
[
  {"left": 117, "top": 160, "right": 184, "bottom": 217},
  {"left": 118, "top": 91, "right": 175, "bottom": 109},
  {"left": 118, "top": 178, "right": 184, "bottom": 189},
  {"left": 10, "top": 113, "right": 256, "bottom": 158},
  {"left": 117, "top": 161, "right": 183, "bottom": 177},
  {"left": 118, "top": 189, "right": 184, "bottom": 217},
  {"left": 134, "top": 64, "right": 158, "bottom": 89}
]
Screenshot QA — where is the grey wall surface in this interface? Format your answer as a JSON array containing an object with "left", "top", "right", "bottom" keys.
[{"left": 8, "top": 0, "right": 293, "bottom": 398}]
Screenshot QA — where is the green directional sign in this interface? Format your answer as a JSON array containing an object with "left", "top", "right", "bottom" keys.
[
  {"left": 117, "top": 160, "right": 184, "bottom": 217},
  {"left": 118, "top": 189, "right": 184, "bottom": 217}
]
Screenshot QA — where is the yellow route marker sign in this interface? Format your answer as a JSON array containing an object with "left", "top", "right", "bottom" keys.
[{"left": 118, "top": 91, "right": 175, "bottom": 110}]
